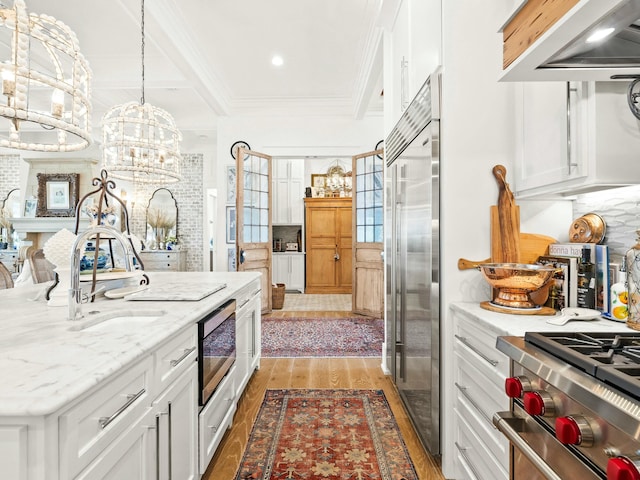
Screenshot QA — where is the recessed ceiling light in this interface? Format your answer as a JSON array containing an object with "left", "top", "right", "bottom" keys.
[
  {"left": 271, "top": 55, "right": 284, "bottom": 66},
  {"left": 586, "top": 27, "right": 615, "bottom": 43}
]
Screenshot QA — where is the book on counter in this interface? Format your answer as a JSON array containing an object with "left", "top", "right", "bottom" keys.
[
  {"left": 546, "top": 242, "right": 609, "bottom": 312},
  {"left": 536, "top": 255, "right": 578, "bottom": 310}
]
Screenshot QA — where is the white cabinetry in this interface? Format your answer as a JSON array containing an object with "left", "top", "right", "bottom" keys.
[
  {"left": 514, "top": 81, "right": 640, "bottom": 198},
  {"left": 235, "top": 281, "right": 261, "bottom": 395},
  {"left": 451, "top": 308, "right": 510, "bottom": 480},
  {"left": 272, "top": 253, "right": 305, "bottom": 293},
  {"left": 273, "top": 159, "right": 304, "bottom": 225}
]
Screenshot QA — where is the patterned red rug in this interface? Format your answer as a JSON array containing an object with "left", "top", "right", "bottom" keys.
[
  {"left": 235, "top": 389, "right": 418, "bottom": 480},
  {"left": 261, "top": 317, "right": 384, "bottom": 357}
]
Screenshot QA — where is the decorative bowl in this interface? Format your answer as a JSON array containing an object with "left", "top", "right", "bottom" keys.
[{"left": 478, "top": 263, "right": 558, "bottom": 309}]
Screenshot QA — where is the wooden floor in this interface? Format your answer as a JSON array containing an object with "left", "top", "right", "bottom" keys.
[{"left": 202, "top": 311, "right": 445, "bottom": 480}]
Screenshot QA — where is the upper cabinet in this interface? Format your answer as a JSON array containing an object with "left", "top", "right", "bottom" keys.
[
  {"left": 514, "top": 81, "right": 640, "bottom": 198},
  {"left": 381, "top": 0, "right": 441, "bottom": 133},
  {"left": 500, "top": 0, "right": 640, "bottom": 81},
  {"left": 272, "top": 159, "right": 304, "bottom": 225}
]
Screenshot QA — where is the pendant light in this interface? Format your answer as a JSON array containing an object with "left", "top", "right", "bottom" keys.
[
  {"left": 0, "top": 0, "right": 92, "bottom": 152},
  {"left": 101, "top": 0, "right": 182, "bottom": 185}
]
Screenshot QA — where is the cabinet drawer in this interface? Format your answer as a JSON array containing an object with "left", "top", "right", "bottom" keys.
[
  {"left": 154, "top": 326, "right": 197, "bottom": 393},
  {"left": 198, "top": 367, "right": 236, "bottom": 473},
  {"left": 455, "top": 409, "right": 509, "bottom": 480},
  {"left": 454, "top": 315, "right": 510, "bottom": 377},
  {"left": 455, "top": 371, "right": 509, "bottom": 472},
  {"left": 59, "top": 356, "right": 153, "bottom": 478}
]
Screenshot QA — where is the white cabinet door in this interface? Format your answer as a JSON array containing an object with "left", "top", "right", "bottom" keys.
[
  {"left": 289, "top": 255, "right": 305, "bottom": 292},
  {"left": 154, "top": 362, "right": 198, "bottom": 480},
  {"left": 73, "top": 408, "right": 156, "bottom": 480},
  {"left": 235, "top": 288, "right": 261, "bottom": 394},
  {"left": 513, "top": 81, "right": 586, "bottom": 195},
  {"left": 273, "top": 178, "right": 290, "bottom": 224},
  {"left": 272, "top": 255, "right": 288, "bottom": 285},
  {"left": 272, "top": 159, "right": 305, "bottom": 224},
  {"left": 289, "top": 177, "right": 305, "bottom": 224}
]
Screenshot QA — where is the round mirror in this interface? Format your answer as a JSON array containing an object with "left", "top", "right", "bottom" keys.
[{"left": 146, "top": 188, "right": 178, "bottom": 250}]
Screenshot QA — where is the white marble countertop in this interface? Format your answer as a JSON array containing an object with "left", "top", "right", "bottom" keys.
[
  {"left": 451, "top": 302, "right": 633, "bottom": 337},
  {"left": 0, "top": 271, "right": 260, "bottom": 417}
]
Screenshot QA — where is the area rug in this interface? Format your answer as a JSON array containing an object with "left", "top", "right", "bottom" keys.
[
  {"left": 234, "top": 389, "right": 418, "bottom": 480},
  {"left": 261, "top": 317, "right": 384, "bottom": 357}
]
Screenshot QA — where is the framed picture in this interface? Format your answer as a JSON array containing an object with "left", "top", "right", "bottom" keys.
[
  {"left": 24, "top": 198, "right": 36, "bottom": 218},
  {"left": 226, "top": 206, "right": 236, "bottom": 243},
  {"left": 227, "top": 247, "right": 236, "bottom": 272},
  {"left": 226, "top": 165, "right": 236, "bottom": 204},
  {"left": 36, "top": 173, "right": 79, "bottom": 217},
  {"left": 311, "top": 174, "right": 326, "bottom": 188}
]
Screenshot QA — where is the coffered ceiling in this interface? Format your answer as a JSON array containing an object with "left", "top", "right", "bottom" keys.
[{"left": 14, "top": 0, "right": 384, "bottom": 149}]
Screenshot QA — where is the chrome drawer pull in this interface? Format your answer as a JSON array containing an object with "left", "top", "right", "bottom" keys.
[
  {"left": 455, "top": 382, "right": 492, "bottom": 426},
  {"left": 493, "top": 411, "right": 562, "bottom": 480},
  {"left": 170, "top": 347, "right": 196, "bottom": 367},
  {"left": 99, "top": 388, "right": 145, "bottom": 429},
  {"left": 455, "top": 334, "right": 499, "bottom": 366},
  {"left": 455, "top": 442, "right": 482, "bottom": 480}
]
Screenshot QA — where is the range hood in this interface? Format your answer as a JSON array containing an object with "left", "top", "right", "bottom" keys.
[{"left": 501, "top": 0, "right": 640, "bottom": 81}]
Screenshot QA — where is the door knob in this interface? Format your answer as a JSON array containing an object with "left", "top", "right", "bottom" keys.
[
  {"left": 239, "top": 249, "right": 246, "bottom": 264},
  {"left": 334, "top": 253, "right": 340, "bottom": 261}
]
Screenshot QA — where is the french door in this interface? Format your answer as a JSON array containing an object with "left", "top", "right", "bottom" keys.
[
  {"left": 235, "top": 147, "right": 272, "bottom": 313},
  {"left": 352, "top": 148, "right": 384, "bottom": 317}
]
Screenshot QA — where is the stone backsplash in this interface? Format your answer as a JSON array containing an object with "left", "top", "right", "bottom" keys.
[{"left": 573, "top": 184, "right": 640, "bottom": 264}]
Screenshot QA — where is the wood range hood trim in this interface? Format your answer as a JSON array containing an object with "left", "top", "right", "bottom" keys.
[{"left": 500, "top": 0, "right": 640, "bottom": 82}]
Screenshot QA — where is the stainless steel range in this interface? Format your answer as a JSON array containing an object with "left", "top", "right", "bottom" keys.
[{"left": 494, "top": 332, "right": 640, "bottom": 480}]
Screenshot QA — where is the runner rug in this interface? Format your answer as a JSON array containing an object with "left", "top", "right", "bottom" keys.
[
  {"left": 234, "top": 389, "right": 418, "bottom": 480},
  {"left": 261, "top": 316, "right": 384, "bottom": 357}
]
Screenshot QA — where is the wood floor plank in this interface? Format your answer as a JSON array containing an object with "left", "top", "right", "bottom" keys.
[{"left": 202, "top": 358, "right": 444, "bottom": 480}]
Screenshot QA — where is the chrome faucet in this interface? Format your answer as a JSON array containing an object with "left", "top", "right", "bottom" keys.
[{"left": 69, "top": 225, "right": 135, "bottom": 321}]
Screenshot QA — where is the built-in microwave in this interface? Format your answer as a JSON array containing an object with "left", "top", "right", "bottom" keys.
[{"left": 197, "top": 299, "right": 236, "bottom": 407}]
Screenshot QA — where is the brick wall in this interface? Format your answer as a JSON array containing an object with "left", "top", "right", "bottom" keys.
[
  {"left": 130, "top": 153, "right": 204, "bottom": 271},
  {"left": 0, "top": 154, "right": 21, "bottom": 204}
]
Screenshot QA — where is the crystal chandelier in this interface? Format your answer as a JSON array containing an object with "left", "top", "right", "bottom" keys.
[
  {"left": 0, "top": 0, "right": 92, "bottom": 152},
  {"left": 101, "top": 0, "right": 182, "bottom": 185}
]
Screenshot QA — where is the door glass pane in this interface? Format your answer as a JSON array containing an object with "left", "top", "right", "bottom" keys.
[
  {"left": 240, "top": 152, "right": 270, "bottom": 244},
  {"left": 355, "top": 153, "right": 383, "bottom": 243}
]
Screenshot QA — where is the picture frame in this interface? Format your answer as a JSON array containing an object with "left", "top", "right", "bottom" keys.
[
  {"left": 311, "top": 174, "right": 326, "bottom": 188},
  {"left": 23, "top": 198, "right": 36, "bottom": 218},
  {"left": 227, "top": 247, "right": 236, "bottom": 272},
  {"left": 226, "top": 206, "right": 236, "bottom": 244},
  {"left": 226, "top": 165, "right": 236, "bottom": 204},
  {"left": 36, "top": 173, "right": 79, "bottom": 217}
]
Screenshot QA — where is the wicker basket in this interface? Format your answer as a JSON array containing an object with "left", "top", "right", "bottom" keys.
[{"left": 272, "top": 283, "right": 286, "bottom": 309}]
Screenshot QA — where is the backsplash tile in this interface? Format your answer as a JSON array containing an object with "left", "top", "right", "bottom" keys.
[{"left": 574, "top": 185, "right": 640, "bottom": 264}]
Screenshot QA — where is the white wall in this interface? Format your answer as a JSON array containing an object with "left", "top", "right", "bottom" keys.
[{"left": 215, "top": 114, "right": 383, "bottom": 271}]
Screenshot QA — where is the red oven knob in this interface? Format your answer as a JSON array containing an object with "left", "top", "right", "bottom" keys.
[
  {"left": 555, "top": 415, "right": 598, "bottom": 447},
  {"left": 504, "top": 376, "right": 532, "bottom": 398},
  {"left": 607, "top": 456, "right": 640, "bottom": 480},
  {"left": 523, "top": 391, "right": 555, "bottom": 416}
]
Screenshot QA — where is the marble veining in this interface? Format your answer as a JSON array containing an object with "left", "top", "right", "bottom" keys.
[
  {"left": 451, "top": 302, "right": 633, "bottom": 337},
  {"left": 0, "top": 271, "right": 259, "bottom": 417}
]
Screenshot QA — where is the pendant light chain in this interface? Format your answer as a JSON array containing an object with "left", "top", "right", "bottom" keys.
[{"left": 140, "top": 0, "right": 145, "bottom": 105}]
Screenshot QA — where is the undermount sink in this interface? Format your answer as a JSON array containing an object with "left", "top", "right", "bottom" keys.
[{"left": 69, "top": 308, "right": 167, "bottom": 331}]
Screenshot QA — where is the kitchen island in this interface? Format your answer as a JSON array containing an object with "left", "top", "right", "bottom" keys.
[{"left": 0, "top": 271, "right": 261, "bottom": 480}]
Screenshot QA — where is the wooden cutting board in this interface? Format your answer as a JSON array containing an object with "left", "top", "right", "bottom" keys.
[{"left": 491, "top": 165, "right": 520, "bottom": 263}]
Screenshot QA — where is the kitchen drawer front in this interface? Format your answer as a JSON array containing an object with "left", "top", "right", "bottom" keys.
[
  {"left": 59, "top": 356, "right": 153, "bottom": 479},
  {"left": 455, "top": 367, "right": 509, "bottom": 472},
  {"left": 235, "top": 278, "right": 261, "bottom": 309},
  {"left": 154, "top": 325, "right": 197, "bottom": 393},
  {"left": 139, "top": 251, "right": 185, "bottom": 271},
  {"left": 198, "top": 367, "right": 236, "bottom": 473},
  {"left": 454, "top": 314, "right": 510, "bottom": 378},
  {"left": 454, "top": 409, "right": 509, "bottom": 480}
]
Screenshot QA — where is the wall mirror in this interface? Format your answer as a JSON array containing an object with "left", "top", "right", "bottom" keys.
[{"left": 146, "top": 188, "right": 178, "bottom": 250}]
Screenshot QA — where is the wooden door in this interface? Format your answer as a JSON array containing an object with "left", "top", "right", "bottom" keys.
[
  {"left": 352, "top": 149, "right": 384, "bottom": 317},
  {"left": 236, "top": 147, "right": 272, "bottom": 313},
  {"left": 304, "top": 198, "right": 352, "bottom": 294}
]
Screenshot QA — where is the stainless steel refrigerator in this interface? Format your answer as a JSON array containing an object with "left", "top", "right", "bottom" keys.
[{"left": 385, "top": 68, "right": 441, "bottom": 455}]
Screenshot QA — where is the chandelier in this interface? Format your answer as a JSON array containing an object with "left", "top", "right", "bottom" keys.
[
  {"left": 101, "top": 0, "right": 182, "bottom": 185},
  {"left": 0, "top": 0, "right": 92, "bottom": 152}
]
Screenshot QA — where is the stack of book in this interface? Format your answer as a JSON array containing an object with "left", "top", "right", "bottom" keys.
[{"left": 535, "top": 242, "right": 609, "bottom": 313}]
